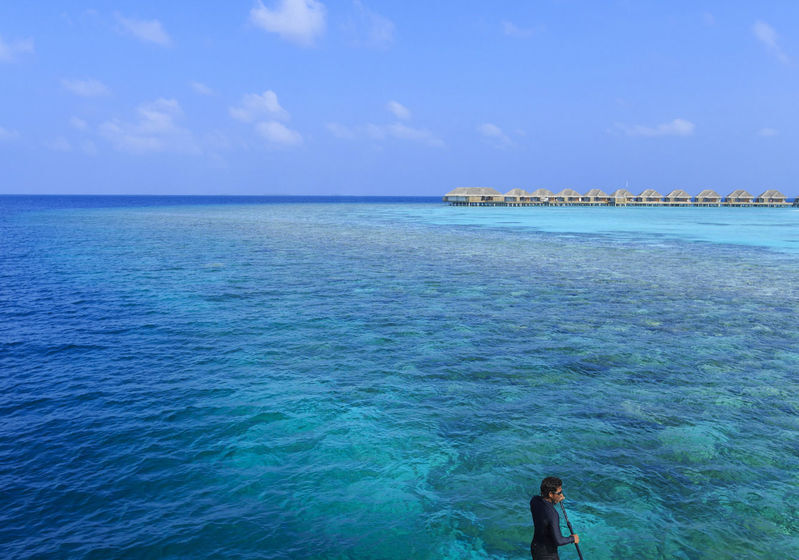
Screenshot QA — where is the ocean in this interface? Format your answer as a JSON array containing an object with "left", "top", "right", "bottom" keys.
[{"left": 1, "top": 196, "right": 797, "bottom": 559}]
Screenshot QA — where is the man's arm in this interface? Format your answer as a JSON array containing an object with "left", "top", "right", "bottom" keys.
[{"left": 548, "top": 509, "right": 575, "bottom": 546}]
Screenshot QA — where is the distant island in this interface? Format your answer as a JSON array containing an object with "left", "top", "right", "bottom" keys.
[{"left": 443, "top": 187, "right": 796, "bottom": 207}]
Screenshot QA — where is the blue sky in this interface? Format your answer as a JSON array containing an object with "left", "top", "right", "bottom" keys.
[{"left": 1, "top": 1, "right": 798, "bottom": 196}]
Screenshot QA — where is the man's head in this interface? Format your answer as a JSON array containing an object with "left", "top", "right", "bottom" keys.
[{"left": 540, "top": 476, "right": 564, "bottom": 503}]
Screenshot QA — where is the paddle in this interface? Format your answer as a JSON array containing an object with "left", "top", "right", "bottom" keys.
[{"left": 560, "top": 502, "right": 584, "bottom": 560}]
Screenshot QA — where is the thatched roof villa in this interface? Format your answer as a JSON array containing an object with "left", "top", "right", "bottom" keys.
[
  {"left": 504, "top": 188, "right": 531, "bottom": 205},
  {"left": 583, "top": 189, "right": 611, "bottom": 205},
  {"left": 529, "top": 188, "right": 555, "bottom": 204},
  {"left": 755, "top": 190, "right": 789, "bottom": 206},
  {"left": 632, "top": 189, "right": 663, "bottom": 205},
  {"left": 723, "top": 190, "right": 754, "bottom": 206},
  {"left": 695, "top": 189, "right": 722, "bottom": 206},
  {"left": 610, "top": 189, "right": 634, "bottom": 206},
  {"left": 553, "top": 188, "right": 582, "bottom": 205},
  {"left": 664, "top": 189, "right": 692, "bottom": 206},
  {"left": 443, "top": 187, "right": 504, "bottom": 205}
]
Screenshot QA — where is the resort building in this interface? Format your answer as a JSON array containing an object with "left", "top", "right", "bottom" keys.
[
  {"left": 553, "top": 188, "right": 582, "bottom": 205},
  {"left": 754, "top": 190, "right": 789, "bottom": 206},
  {"left": 443, "top": 187, "right": 793, "bottom": 207},
  {"left": 631, "top": 189, "right": 663, "bottom": 206},
  {"left": 723, "top": 190, "right": 754, "bottom": 206},
  {"left": 695, "top": 189, "right": 722, "bottom": 206},
  {"left": 504, "top": 188, "right": 531, "bottom": 206},
  {"left": 610, "top": 189, "right": 634, "bottom": 206},
  {"left": 664, "top": 189, "right": 692, "bottom": 206},
  {"left": 529, "top": 188, "right": 555, "bottom": 204},
  {"left": 442, "top": 187, "right": 504, "bottom": 205},
  {"left": 583, "top": 189, "right": 611, "bottom": 205}
]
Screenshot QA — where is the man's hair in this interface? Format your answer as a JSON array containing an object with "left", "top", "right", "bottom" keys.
[{"left": 540, "top": 476, "right": 563, "bottom": 497}]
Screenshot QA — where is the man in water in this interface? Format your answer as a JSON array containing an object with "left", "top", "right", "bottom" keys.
[{"left": 529, "top": 476, "right": 579, "bottom": 559}]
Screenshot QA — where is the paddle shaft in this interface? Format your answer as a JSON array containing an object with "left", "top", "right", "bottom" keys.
[{"left": 559, "top": 502, "right": 584, "bottom": 560}]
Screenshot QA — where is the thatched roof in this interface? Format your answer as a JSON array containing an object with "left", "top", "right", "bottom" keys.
[
  {"left": 529, "top": 188, "right": 555, "bottom": 197},
  {"left": 585, "top": 189, "right": 608, "bottom": 197},
  {"left": 726, "top": 189, "right": 753, "bottom": 198},
  {"left": 611, "top": 189, "right": 634, "bottom": 198},
  {"left": 757, "top": 189, "right": 786, "bottom": 199},
  {"left": 697, "top": 189, "right": 721, "bottom": 198},
  {"left": 504, "top": 188, "right": 531, "bottom": 197},
  {"left": 555, "top": 188, "right": 581, "bottom": 197},
  {"left": 665, "top": 189, "right": 691, "bottom": 199},
  {"left": 638, "top": 189, "right": 662, "bottom": 198},
  {"left": 444, "top": 187, "right": 502, "bottom": 197}
]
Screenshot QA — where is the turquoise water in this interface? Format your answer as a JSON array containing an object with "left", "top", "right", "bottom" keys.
[{"left": 1, "top": 197, "right": 798, "bottom": 559}]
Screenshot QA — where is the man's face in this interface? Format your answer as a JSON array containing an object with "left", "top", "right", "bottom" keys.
[{"left": 549, "top": 487, "right": 564, "bottom": 503}]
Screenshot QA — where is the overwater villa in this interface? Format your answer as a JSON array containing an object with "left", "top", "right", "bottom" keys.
[
  {"left": 503, "top": 188, "right": 530, "bottom": 206},
  {"left": 695, "top": 189, "right": 722, "bottom": 206},
  {"left": 443, "top": 187, "right": 793, "bottom": 207},
  {"left": 443, "top": 187, "right": 505, "bottom": 205},
  {"left": 723, "top": 190, "right": 754, "bottom": 206},
  {"left": 664, "top": 189, "right": 692, "bottom": 206},
  {"left": 754, "top": 190, "right": 789, "bottom": 206},
  {"left": 610, "top": 189, "right": 634, "bottom": 206},
  {"left": 529, "top": 188, "right": 555, "bottom": 204},
  {"left": 583, "top": 189, "right": 611, "bottom": 205},
  {"left": 631, "top": 189, "right": 663, "bottom": 206},
  {"left": 553, "top": 188, "right": 582, "bottom": 205}
]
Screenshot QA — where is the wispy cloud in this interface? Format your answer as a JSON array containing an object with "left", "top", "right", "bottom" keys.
[
  {"left": 116, "top": 14, "right": 172, "bottom": 46},
  {"left": 62, "top": 78, "right": 110, "bottom": 97},
  {"left": 250, "top": 0, "right": 326, "bottom": 47},
  {"left": 327, "top": 122, "right": 444, "bottom": 147},
  {"left": 0, "top": 34, "right": 34, "bottom": 62},
  {"left": 190, "top": 81, "right": 214, "bottom": 96},
  {"left": 44, "top": 137, "right": 72, "bottom": 152},
  {"left": 753, "top": 21, "right": 789, "bottom": 64},
  {"left": 757, "top": 127, "right": 779, "bottom": 137},
  {"left": 347, "top": 1, "right": 394, "bottom": 48},
  {"left": 255, "top": 121, "right": 303, "bottom": 146},
  {"left": 477, "top": 123, "right": 512, "bottom": 147},
  {"left": 231, "top": 89, "right": 302, "bottom": 147},
  {"left": 229, "top": 90, "right": 289, "bottom": 122},
  {"left": 502, "top": 20, "right": 540, "bottom": 38},
  {"left": 70, "top": 117, "right": 88, "bottom": 130},
  {"left": 0, "top": 126, "right": 20, "bottom": 141},
  {"left": 99, "top": 98, "right": 199, "bottom": 154},
  {"left": 386, "top": 100, "right": 410, "bottom": 120},
  {"left": 614, "top": 118, "right": 695, "bottom": 137}
]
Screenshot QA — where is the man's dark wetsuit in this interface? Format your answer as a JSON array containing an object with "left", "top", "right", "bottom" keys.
[{"left": 529, "top": 495, "right": 575, "bottom": 559}]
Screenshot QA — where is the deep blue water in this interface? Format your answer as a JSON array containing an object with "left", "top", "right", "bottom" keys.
[{"left": 1, "top": 196, "right": 798, "bottom": 559}]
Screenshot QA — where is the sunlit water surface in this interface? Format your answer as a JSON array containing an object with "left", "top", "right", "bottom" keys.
[{"left": 1, "top": 197, "right": 798, "bottom": 559}]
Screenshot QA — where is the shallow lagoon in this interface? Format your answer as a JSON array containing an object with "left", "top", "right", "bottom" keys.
[{"left": 1, "top": 198, "right": 798, "bottom": 559}]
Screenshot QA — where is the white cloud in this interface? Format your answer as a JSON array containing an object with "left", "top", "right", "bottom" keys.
[
  {"left": 0, "top": 35, "right": 34, "bottom": 62},
  {"left": 348, "top": 0, "right": 394, "bottom": 48},
  {"left": 116, "top": 14, "right": 172, "bottom": 46},
  {"left": 99, "top": 98, "right": 199, "bottom": 154},
  {"left": 326, "top": 122, "right": 356, "bottom": 139},
  {"left": 327, "top": 121, "right": 443, "bottom": 147},
  {"left": 44, "top": 137, "right": 72, "bottom": 152},
  {"left": 70, "top": 117, "right": 88, "bottom": 130},
  {"left": 250, "top": 0, "right": 326, "bottom": 47},
  {"left": 81, "top": 140, "right": 98, "bottom": 156},
  {"left": 255, "top": 121, "right": 303, "bottom": 146},
  {"left": 477, "top": 122, "right": 512, "bottom": 146},
  {"left": 191, "top": 81, "right": 214, "bottom": 96},
  {"left": 0, "top": 126, "right": 20, "bottom": 141},
  {"left": 386, "top": 100, "right": 410, "bottom": 120},
  {"left": 753, "top": 21, "right": 789, "bottom": 64},
  {"left": 502, "top": 20, "right": 538, "bottom": 38},
  {"left": 757, "top": 127, "right": 779, "bottom": 137},
  {"left": 230, "top": 90, "right": 289, "bottom": 122},
  {"left": 614, "top": 118, "right": 695, "bottom": 137},
  {"left": 62, "top": 78, "right": 110, "bottom": 97}
]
